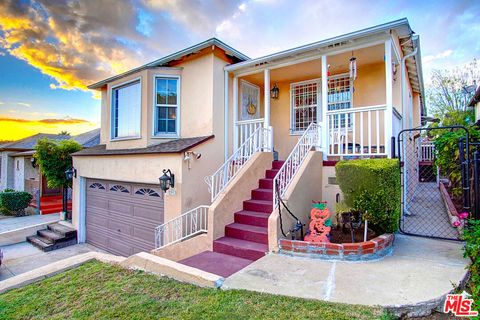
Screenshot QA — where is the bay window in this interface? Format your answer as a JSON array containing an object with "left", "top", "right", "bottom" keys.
[
  {"left": 111, "top": 79, "right": 141, "bottom": 139},
  {"left": 154, "top": 77, "right": 179, "bottom": 136}
]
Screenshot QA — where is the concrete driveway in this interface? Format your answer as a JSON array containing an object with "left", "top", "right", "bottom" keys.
[{"left": 0, "top": 242, "right": 101, "bottom": 281}]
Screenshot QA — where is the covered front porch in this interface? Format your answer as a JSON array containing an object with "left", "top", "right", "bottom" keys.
[{"left": 226, "top": 36, "right": 407, "bottom": 161}]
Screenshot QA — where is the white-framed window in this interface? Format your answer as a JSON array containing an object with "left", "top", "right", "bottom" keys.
[
  {"left": 327, "top": 74, "right": 352, "bottom": 129},
  {"left": 290, "top": 79, "right": 320, "bottom": 134},
  {"left": 111, "top": 79, "right": 141, "bottom": 140},
  {"left": 154, "top": 76, "right": 179, "bottom": 136}
]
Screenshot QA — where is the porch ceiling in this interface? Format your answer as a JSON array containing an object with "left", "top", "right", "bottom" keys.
[{"left": 241, "top": 44, "right": 384, "bottom": 85}]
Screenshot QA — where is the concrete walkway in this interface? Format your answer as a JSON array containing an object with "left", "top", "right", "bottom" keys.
[
  {"left": 0, "top": 214, "right": 59, "bottom": 234},
  {"left": 223, "top": 235, "right": 468, "bottom": 309},
  {"left": 403, "top": 182, "right": 458, "bottom": 239},
  {"left": 0, "top": 242, "right": 101, "bottom": 281}
]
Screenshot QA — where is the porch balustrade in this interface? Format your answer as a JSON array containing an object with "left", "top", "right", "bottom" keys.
[{"left": 326, "top": 104, "right": 388, "bottom": 157}]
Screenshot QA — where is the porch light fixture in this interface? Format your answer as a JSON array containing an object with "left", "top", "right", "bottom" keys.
[
  {"left": 159, "top": 169, "right": 175, "bottom": 193},
  {"left": 270, "top": 83, "right": 279, "bottom": 100},
  {"left": 65, "top": 167, "right": 77, "bottom": 179}
]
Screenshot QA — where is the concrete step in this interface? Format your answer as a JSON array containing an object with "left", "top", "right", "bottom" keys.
[
  {"left": 179, "top": 251, "right": 253, "bottom": 278},
  {"left": 272, "top": 160, "right": 285, "bottom": 170},
  {"left": 47, "top": 223, "right": 77, "bottom": 238},
  {"left": 259, "top": 178, "right": 273, "bottom": 189},
  {"left": 37, "top": 229, "right": 75, "bottom": 244},
  {"left": 265, "top": 169, "right": 279, "bottom": 179},
  {"left": 225, "top": 223, "right": 268, "bottom": 244},
  {"left": 243, "top": 199, "right": 273, "bottom": 213},
  {"left": 251, "top": 188, "right": 273, "bottom": 201},
  {"left": 26, "top": 235, "right": 77, "bottom": 252},
  {"left": 213, "top": 237, "right": 268, "bottom": 260},
  {"left": 234, "top": 210, "right": 270, "bottom": 227}
]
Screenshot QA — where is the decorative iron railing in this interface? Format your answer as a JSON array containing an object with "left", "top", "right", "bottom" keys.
[
  {"left": 205, "top": 125, "right": 272, "bottom": 203},
  {"left": 236, "top": 118, "right": 264, "bottom": 148},
  {"left": 273, "top": 122, "right": 319, "bottom": 209},
  {"left": 154, "top": 205, "right": 209, "bottom": 248}
]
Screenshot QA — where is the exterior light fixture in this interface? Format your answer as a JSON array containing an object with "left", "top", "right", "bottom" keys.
[
  {"left": 270, "top": 83, "right": 279, "bottom": 100},
  {"left": 159, "top": 169, "right": 175, "bottom": 193},
  {"left": 65, "top": 167, "right": 77, "bottom": 179}
]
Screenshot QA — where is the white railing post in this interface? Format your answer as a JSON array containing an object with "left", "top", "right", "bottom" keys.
[
  {"left": 233, "top": 76, "right": 239, "bottom": 151},
  {"left": 264, "top": 69, "right": 270, "bottom": 129},
  {"left": 321, "top": 55, "right": 329, "bottom": 158},
  {"left": 384, "top": 39, "right": 393, "bottom": 158}
]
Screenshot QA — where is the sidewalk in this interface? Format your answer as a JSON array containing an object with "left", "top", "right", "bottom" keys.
[
  {"left": 0, "top": 214, "right": 60, "bottom": 234},
  {"left": 223, "top": 235, "right": 468, "bottom": 315}
]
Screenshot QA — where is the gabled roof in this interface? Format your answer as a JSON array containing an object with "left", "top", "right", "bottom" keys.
[
  {"left": 0, "top": 129, "right": 101, "bottom": 152},
  {"left": 88, "top": 38, "right": 249, "bottom": 90}
]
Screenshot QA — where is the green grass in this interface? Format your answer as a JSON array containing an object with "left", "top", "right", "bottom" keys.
[{"left": 0, "top": 261, "right": 391, "bottom": 320}]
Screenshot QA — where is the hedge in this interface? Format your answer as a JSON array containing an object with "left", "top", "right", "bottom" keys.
[
  {"left": 464, "top": 220, "right": 480, "bottom": 311},
  {"left": 0, "top": 191, "right": 33, "bottom": 216},
  {"left": 335, "top": 158, "right": 401, "bottom": 234}
]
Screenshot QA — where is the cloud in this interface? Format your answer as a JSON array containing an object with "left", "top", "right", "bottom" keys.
[
  {"left": 16, "top": 102, "right": 31, "bottom": 107},
  {"left": 0, "top": 116, "right": 96, "bottom": 140}
]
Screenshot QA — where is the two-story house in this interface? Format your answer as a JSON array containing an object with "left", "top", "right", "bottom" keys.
[{"left": 71, "top": 18, "right": 425, "bottom": 276}]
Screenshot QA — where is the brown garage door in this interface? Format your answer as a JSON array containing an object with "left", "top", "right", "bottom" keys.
[{"left": 86, "top": 179, "right": 164, "bottom": 256}]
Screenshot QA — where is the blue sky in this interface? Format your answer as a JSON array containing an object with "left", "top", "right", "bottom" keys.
[{"left": 0, "top": 0, "right": 479, "bottom": 140}]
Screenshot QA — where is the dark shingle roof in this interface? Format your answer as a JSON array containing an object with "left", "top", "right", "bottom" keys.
[
  {"left": 0, "top": 129, "right": 101, "bottom": 152},
  {"left": 72, "top": 135, "right": 214, "bottom": 156},
  {"left": 0, "top": 133, "right": 71, "bottom": 151}
]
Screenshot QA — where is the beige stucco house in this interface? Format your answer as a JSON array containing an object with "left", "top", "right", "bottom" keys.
[{"left": 71, "top": 19, "right": 425, "bottom": 274}]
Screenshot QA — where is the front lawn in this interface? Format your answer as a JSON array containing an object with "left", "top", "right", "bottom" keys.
[{"left": 0, "top": 261, "right": 389, "bottom": 320}]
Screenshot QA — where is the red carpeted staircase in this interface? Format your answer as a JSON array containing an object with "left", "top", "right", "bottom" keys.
[
  {"left": 29, "top": 195, "right": 72, "bottom": 214},
  {"left": 180, "top": 160, "right": 284, "bottom": 277}
]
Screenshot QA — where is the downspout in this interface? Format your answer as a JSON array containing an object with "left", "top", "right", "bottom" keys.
[{"left": 401, "top": 42, "right": 418, "bottom": 129}]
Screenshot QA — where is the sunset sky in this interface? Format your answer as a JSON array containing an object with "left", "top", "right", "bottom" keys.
[{"left": 0, "top": 0, "right": 479, "bottom": 141}]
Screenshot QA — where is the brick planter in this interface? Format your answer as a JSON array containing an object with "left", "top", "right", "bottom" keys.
[{"left": 278, "top": 234, "right": 394, "bottom": 261}]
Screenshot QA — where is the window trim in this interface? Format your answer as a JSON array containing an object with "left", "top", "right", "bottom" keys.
[
  {"left": 289, "top": 78, "right": 321, "bottom": 136},
  {"left": 152, "top": 75, "right": 181, "bottom": 138},
  {"left": 110, "top": 77, "right": 142, "bottom": 141},
  {"left": 327, "top": 72, "right": 354, "bottom": 130}
]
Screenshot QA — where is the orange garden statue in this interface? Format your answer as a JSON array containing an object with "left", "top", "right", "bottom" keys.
[{"left": 304, "top": 202, "right": 332, "bottom": 243}]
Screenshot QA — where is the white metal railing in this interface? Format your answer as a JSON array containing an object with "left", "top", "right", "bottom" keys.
[
  {"left": 206, "top": 125, "right": 272, "bottom": 203},
  {"left": 419, "top": 142, "right": 435, "bottom": 162},
  {"left": 326, "top": 105, "right": 387, "bottom": 156},
  {"left": 155, "top": 205, "right": 209, "bottom": 248},
  {"left": 236, "top": 118, "right": 264, "bottom": 147},
  {"left": 273, "top": 122, "right": 319, "bottom": 209}
]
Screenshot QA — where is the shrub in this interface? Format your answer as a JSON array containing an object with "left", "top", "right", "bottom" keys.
[
  {"left": 463, "top": 219, "right": 480, "bottom": 311},
  {"left": 0, "top": 191, "right": 33, "bottom": 216},
  {"left": 335, "top": 158, "right": 401, "bottom": 234}
]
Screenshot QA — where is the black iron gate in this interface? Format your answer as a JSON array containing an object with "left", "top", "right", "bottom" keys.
[{"left": 397, "top": 126, "right": 470, "bottom": 241}]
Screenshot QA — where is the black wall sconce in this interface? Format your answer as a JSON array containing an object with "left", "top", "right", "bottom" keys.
[
  {"left": 270, "top": 83, "right": 279, "bottom": 99},
  {"left": 159, "top": 169, "right": 175, "bottom": 193},
  {"left": 65, "top": 167, "right": 77, "bottom": 179}
]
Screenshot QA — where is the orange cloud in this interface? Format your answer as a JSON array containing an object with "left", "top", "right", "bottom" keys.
[{"left": 0, "top": 117, "right": 97, "bottom": 140}]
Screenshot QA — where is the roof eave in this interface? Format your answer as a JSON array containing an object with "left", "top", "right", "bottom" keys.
[
  {"left": 88, "top": 38, "right": 249, "bottom": 90},
  {"left": 224, "top": 18, "right": 411, "bottom": 72}
]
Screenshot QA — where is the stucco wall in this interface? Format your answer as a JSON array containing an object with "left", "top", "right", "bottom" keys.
[
  {"left": 207, "top": 152, "right": 272, "bottom": 242},
  {"left": 0, "top": 152, "right": 14, "bottom": 191},
  {"left": 268, "top": 151, "right": 323, "bottom": 252},
  {"left": 151, "top": 234, "right": 211, "bottom": 261}
]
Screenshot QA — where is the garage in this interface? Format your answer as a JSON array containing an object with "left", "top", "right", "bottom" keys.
[{"left": 85, "top": 179, "right": 164, "bottom": 256}]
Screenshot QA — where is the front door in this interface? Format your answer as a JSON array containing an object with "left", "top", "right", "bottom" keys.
[{"left": 41, "top": 175, "right": 61, "bottom": 196}]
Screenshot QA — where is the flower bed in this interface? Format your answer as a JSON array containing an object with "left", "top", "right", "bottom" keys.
[{"left": 278, "top": 234, "right": 394, "bottom": 261}]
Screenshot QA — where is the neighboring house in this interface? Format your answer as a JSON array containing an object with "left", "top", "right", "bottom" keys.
[
  {"left": 71, "top": 18, "right": 425, "bottom": 273},
  {"left": 0, "top": 129, "right": 100, "bottom": 198},
  {"left": 468, "top": 84, "right": 480, "bottom": 123}
]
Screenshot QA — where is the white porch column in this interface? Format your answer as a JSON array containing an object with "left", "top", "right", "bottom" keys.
[
  {"left": 224, "top": 70, "right": 229, "bottom": 161},
  {"left": 321, "top": 55, "right": 329, "bottom": 158},
  {"left": 384, "top": 40, "right": 393, "bottom": 158},
  {"left": 233, "top": 76, "right": 238, "bottom": 151},
  {"left": 264, "top": 69, "right": 270, "bottom": 128}
]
